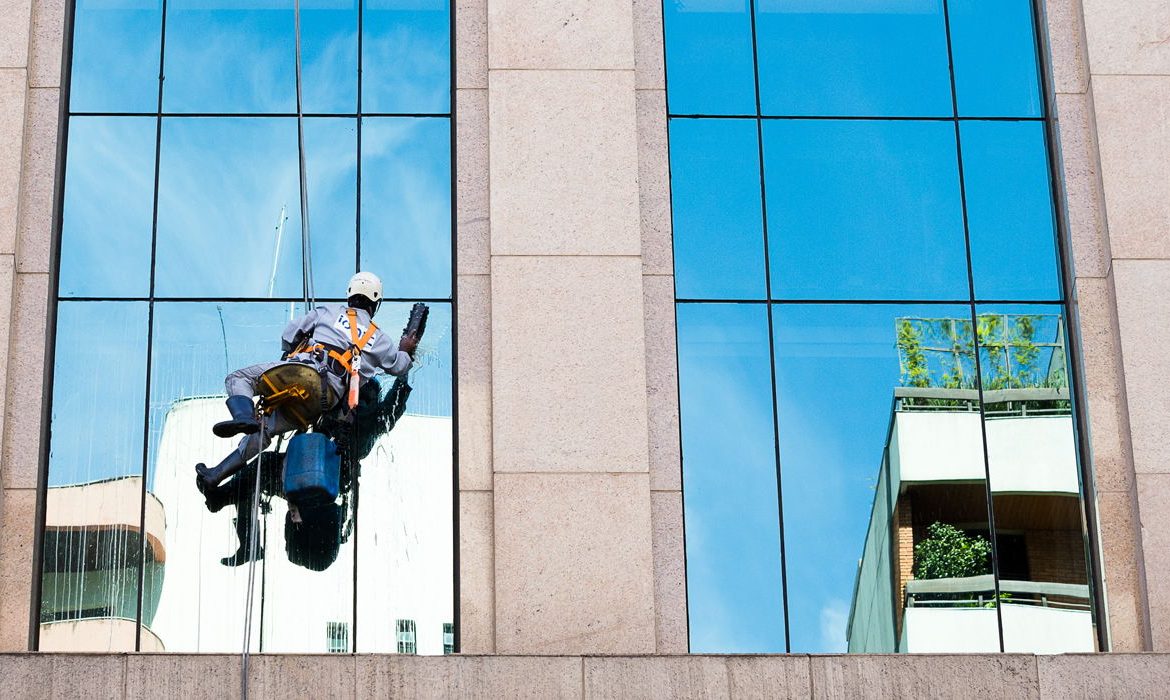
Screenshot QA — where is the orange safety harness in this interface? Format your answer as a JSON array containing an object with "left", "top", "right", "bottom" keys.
[{"left": 290, "top": 308, "right": 378, "bottom": 410}]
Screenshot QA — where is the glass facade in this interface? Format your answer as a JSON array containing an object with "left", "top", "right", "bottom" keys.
[
  {"left": 665, "top": 0, "right": 1099, "bottom": 653},
  {"left": 40, "top": 1, "right": 454, "bottom": 654}
]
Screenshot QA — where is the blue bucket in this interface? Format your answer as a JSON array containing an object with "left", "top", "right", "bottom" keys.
[{"left": 283, "top": 433, "right": 341, "bottom": 506}]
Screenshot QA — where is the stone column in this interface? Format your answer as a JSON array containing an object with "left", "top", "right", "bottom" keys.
[
  {"left": 1079, "top": 0, "right": 1170, "bottom": 649},
  {"left": 485, "top": 0, "right": 656, "bottom": 654}
]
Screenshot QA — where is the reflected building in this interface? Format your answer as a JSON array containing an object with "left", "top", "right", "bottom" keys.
[{"left": 848, "top": 315, "right": 1093, "bottom": 654}]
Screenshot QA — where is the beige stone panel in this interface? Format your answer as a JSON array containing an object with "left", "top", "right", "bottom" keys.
[
  {"left": 495, "top": 472, "right": 654, "bottom": 654},
  {"left": 1096, "top": 489, "right": 1152, "bottom": 651},
  {"left": 28, "top": 0, "right": 64, "bottom": 88},
  {"left": 459, "top": 490, "right": 495, "bottom": 653},
  {"left": 1073, "top": 276, "right": 1134, "bottom": 493},
  {"left": 456, "top": 88, "right": 489, "bottom": 276},
  {"left": 488, "top": 0, "right": 634, "bottom": 70},
  {"left": 455, "top": 0, "right": 487, "bottom": 90},
  {"left": 245, "top": 655, "right": 356, "bottom": 697},
  {"left": 489, "top": 70, "right": 640, "bottom": 257},
  {"left": 1137, "top": 473, "right": 1170, "bottom": 650},
  {"left": 16, "top": 87, "right": 58, "bottom": 274},
  {"left": 0, "top": 653, "right": 50, "bottom": 699},
  {"left": 643, "top": 274, "right": 679, "bottom": 491},
  {"left": 126, "top": 655, "right": 242, "bottom": 700},
  {"left": 1113, "top": 260, "right": 1170, "bottom": 476},
  {"left": 50, "top": 654, "right": 126, "bottom": 698},
  {"left": 1092, "top": 76, "right": 1170, "bottom": 260},
  {"left": 1055, "top": 92, "right": 1110, "bottom": 279},
  {"left": 637, "top": 89, "right": 672, "bottom": 277},
  {"left": 633, "top": 0, "right": 665, "bottom": 90},
  {"left": 1082, "top": 0, "right": 1170, "bottom": 76},
  {"left": 651, "top": 492, "right": 686, "bottom": 654},
  {"left": 809, "top": 655, "right": 1039, "bottom": 699},
  {"left": 1044, "top": 0, "right": 1089, "bottom": 95},
  {"left": 0, "top": 69, "right": 26, "bottom": 256},
  {"left": 0, "top": 489, "right": 35, "bottom": 651},
  {"left": 0, "top": 0, "right": 32, "bottom": 69},
  {"left": 725, "top": 656, "right": 813, "bottom": 698},
  {"left": 584, "top": 656, "right": 729, "bottom": 698},
  {"left": 2, "top": 273, "right": 48, "bottom": 490},
  {"left": 491, "top": 256, "right": 649, "bottom": 473},
  {"left": 1040, "top": 653, "right": 1170, "bottom": 698},
  {"left": 358, "top": 655, "right": 582, "bottom": 698},
  {"left": 457, "top": 274, "right": 491, "bottom": 489}
]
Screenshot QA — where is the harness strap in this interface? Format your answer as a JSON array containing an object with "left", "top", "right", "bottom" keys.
[{"left": 288, "top": 309, "right": 378, "bottom": 373}]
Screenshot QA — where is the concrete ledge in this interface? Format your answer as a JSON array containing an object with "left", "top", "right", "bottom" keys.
[{"left": 1, "top": 653, "right": 1168, "bottom": 698}]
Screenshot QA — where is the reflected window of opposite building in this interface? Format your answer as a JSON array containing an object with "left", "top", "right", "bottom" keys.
[
  {"left": 38, "top": 1, "right": 456, "bottom": 654},
  {"left": 665, "top": 0, "right": 1101, "bottom": 654}
]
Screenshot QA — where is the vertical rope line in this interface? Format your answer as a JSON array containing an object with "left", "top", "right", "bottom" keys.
[
  {"left": 241, "top": 421, "right": 266, "bottom": 699},
  {"left": 295, "top": 0, "right": 315, "bottom": 309}
]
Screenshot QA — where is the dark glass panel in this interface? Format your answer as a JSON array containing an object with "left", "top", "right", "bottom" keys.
[
  {"left": 163, "top": 0, "right": 296, "bottom": 114},
  {"left": 70, "top": 0, "right": 162, "bottom": 113},
  {"left": 762, "top": 120, "right": 968, "bottom": 300},
  {"left": 301, "top": 2, "right": 359, "bottom": 114},
  {"left": 59, "top": 117, "right": 156, "bottom": 298},
  {"left": 661, "top": 0, "right": 756, "bottom": 115},
  {"left": 773, "top": 304, "right": 997, "bottom": 653},
  {"left": 975, "top": 305, "right": 1096, "bottom": 652},
  {"left": 949, "top": 0, "right": 1042, "bottom": 118},
  {"left": 40, "top": 301, "right": 149, "bottom": 651},
  {"left": 362, "top": 0, "right": 450, "bottom": 114},
  {"left": 677, "top": 303, "right": 786, "bottom": 652},
  {"left": 355, "top": 302, "right": 453, "bottom": 652},
  {"left": 754, "top": 0, "right": 952, "bottom": 117},
  {"left": 155, "top": 117, "right": 356, "bottom": 298},
  {"left": 669, "top": 118, "right": 766, "bottom": 300},
  {"left": 360, "top": 117, "right": 451, "bottom": 299},
  {"left": 961, "top": 121, "right": 1060, "bottom": 301}
]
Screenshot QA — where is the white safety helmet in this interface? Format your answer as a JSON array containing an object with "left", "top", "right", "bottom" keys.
[{"left": 347, "top": 271, "right": 383, "bottom": 313}]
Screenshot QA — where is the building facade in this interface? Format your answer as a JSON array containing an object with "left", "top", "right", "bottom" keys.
[{"left": 1, "top": 0, "right": 1169, "bottom": 696}]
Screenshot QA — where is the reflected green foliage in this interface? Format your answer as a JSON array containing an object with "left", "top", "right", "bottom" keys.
[{"left": 913, "top": 522, "right": 992, "bottom": 580}]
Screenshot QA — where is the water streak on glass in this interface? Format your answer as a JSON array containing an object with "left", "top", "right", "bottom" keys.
[
  {"left": 40, "top": 301, "right": 149, "bottom": 651},
  {"left": 754, "top": 0, "right": 952, "bottom": 117},
  {"left": 669, "top": 118, "right": 766, "bottom": 300},
  {"left": 677, "top": 303, "right": 786, "bottom": 653},
  {"left": 662, "top": 0, "right": 756, "bottom": 115},
  {"left": 59, "top": 117, "right": 157, "bottom": 298}
]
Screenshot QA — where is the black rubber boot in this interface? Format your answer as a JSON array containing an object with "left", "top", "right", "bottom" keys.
[
  {"left": 195, "top": 449, "right": 248, "bottom": 490},
  {"left": 194, "top": 475, "right": 232, "bottom": 513},
  {"left": 212, "top": 395, "right": 260, "bottom": 438},
  {"left": 221, "top": 511, "right": 264, "bottom": 567}
]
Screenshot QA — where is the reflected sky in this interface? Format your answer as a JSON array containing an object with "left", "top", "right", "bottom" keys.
[
  {"left": 670, "top": 118, "right": 765, "bottom": 300},
  {"left": 59, "top": 117, "right": 156, "bottom": 298},
  {"left": 772, "top": 303, "right": 972, "bottom": 652},
  {"left": 677, "top": 303, "right": 785, "bottom": 653},
  {"left": 949, "top": 0, "right": 1042, "bottom": 117},
  {"left": 754, "top": 0, "right": 952, "bottom": 117},
  {"left": 662, "top": 0, "right": 756, "bottom": 115},
  {"left": 362, "top": 0, "right": 451, "bottom": 114},
  {"left": 763, "top": 120, "right": 968, "bottom": 300},
  {"left": 49, "top": 302, "right": 149, "bottom": 486},
  {"left": 70, "top": 0, "right": 162, "bottom": 113},
  {"left": 361, "top": 118, "right": 451, "bottom": 298}
]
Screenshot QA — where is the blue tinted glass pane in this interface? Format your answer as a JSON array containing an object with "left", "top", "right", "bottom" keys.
[
  {"left": 70, "top": 0, "right": 162, "bottom": 113},
  {"left": 773, "top": 304, "right": 993, "bottom": 653},
  {"left": 670, "top": 119, "right": 766, "bottom": 300},
  {"left": 59, "top": 117, "right": 155, "bottom": 297},
  {"left": 763, "top": 120, "right": 968, "bottom": 300},
  {"left": 301, "top": 3, "right": 359, "bottom": 114},
  {"left": 163, "top": 1, "right": 296, "bottom": 113},
  {"left": 677, "top": 303, "right": 785, "bottom": 652},
  {"left": 962, "top": 121, "right": 1059, "bottom": 301},
  {"left": 155, "top": 117, "right": 356, "bottom": 298},
  {"left": 755, "top": 0, "right": 952, "bottom": 117},
  {"left": 950, "top": 0, "right": 1042, "bottom": 117},
  {"left": 360, "top": 117, "right": 451, "bottom": 299},
  {"left": 974, "top": 305, "right": 1096, "bottom": 652},
  {"left": 662, "top": 0, "right": 756, "bottom": 115},
  {"left": 363, "top": 0, "right": 450, "bottom": 114}
]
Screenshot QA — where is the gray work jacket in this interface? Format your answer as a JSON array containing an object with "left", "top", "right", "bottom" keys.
[{"left": 282, "top": 303, "right": 412, "bottom": 398}]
